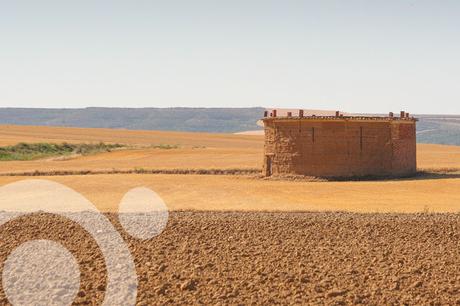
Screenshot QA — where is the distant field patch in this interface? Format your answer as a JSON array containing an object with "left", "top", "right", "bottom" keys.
[{"left": 0, "top": 142, "right": 124, "bottom": 161}]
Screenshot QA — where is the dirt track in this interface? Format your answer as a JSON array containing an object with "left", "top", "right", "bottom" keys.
[{"left": 2, "top": 211, "right": 460, "bottom": 305}]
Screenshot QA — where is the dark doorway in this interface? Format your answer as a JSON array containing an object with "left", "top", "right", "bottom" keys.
[{"left": 264, "top": 155, "right": 273, "bottom": 176}]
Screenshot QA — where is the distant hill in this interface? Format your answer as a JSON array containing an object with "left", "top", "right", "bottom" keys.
[
  {"left": 0, "top": 108, "right": 459, "bottom": 146},
  {"left": 0, "top": 107, "right": 264, "bottom": 133},
  {"left": 416, "top": 115, "right": 460, "bottom": 146}
]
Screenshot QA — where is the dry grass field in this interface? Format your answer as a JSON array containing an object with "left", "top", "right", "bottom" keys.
[
  {"left": 416, "top": 143, "right": 460, "bottom": 170},
  {"left": 0, "top": 124, "right": 460, "bottom": 213},
  {"left": 0, "top": 124, "right": 263, "bottom": 174},
  {"left": 0, "top": 147, "right": 262, "bottom": 174},
  {"left": 1, "top": 173, "right": 460, "bottom": 213},
  {"left": 1, "top": 124, "right": 460, "bottom": 174},
  {"left": 0, "top": 124, "right": 263, "bottom": 148}
]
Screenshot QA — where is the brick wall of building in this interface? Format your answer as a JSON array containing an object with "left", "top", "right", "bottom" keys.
[{"left": 263, "top": 118, "right": 416, "bottom": 177}]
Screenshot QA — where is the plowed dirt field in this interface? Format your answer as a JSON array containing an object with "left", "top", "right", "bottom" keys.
[{"left": 2, "top": 211, "right": 460, "bottom": 305}]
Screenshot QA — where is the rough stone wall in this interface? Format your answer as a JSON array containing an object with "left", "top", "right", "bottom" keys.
[
  {"left": 263, "top": 119, "right": 416, "bottom": 177},
  {"left": 390, "top": 122, "right": 417, "bottom": 175}
]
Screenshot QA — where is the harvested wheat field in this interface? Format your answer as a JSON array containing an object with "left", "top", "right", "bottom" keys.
[
  {"left": 0, "top": 124, "right": 263, "bottom": 174},
  {"left": 0, "top": 174, "right": 460, "bottom": 213},
  {"left": 1, "top": 124, "right": 460, "bottom": 174},
  {"left": 0, "top": 124, "right": 263, "bottom": 148},
  {"left": 0, "top": 125, "right": 460, "bottom": 213},
  {"left": 417, "top": 143, "right": 460, "bottom": 170},
  {"left": 0, "top": 147, "right": 262, "bottom": 174}
]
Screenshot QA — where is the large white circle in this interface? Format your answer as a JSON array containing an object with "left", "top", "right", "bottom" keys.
[
  {"left": 118, "top": 187, "right": 169, "bottom": 240},
  {"left": 2, "top": 239, "right": 81, "bottom": 306}
]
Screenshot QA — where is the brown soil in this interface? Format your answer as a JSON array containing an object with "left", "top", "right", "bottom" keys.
[{"left": 2, "top": 211, "right": 460, "bottom": 305}]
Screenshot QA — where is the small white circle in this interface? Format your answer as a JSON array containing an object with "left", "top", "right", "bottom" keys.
[
  {"left": 2, "top": 239, "right": 81, "bottom": 306},
  {"left": 118, "top": 187, "right": 169, "bottom": 240}
]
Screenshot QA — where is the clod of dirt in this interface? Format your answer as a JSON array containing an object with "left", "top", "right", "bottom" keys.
[
  {"left": 326, "top": 289, "right": 348, "bottom": 298},
  {"left": 158, "top": 264, "right": 167, "bottom": 273},
  {"left": 180, "top": 280, "right": 197, "bottom": 291}
]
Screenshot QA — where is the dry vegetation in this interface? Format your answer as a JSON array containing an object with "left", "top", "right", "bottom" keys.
[
  {"left": 0, "top": 142, "right": 125, "bottom": 161},
  {"left": 0, "top": 124, "right": 263, "bottom": 148},
  {"left": 1, "top": 173, "right": 460, "bottom": 213},
  {"left": 0, "top": 124, "right": 460, "bottom": 213},
  {"left": 416, "top": 143, "right": 460, "bottom": 171},
  {"left": 0, "top": 147, "right": 262, "bottom": 174},
  {"left": 1, "top": 124, "right": 460, "bottom": 175},
  {"left": 0, "top": 125, "right": 263, "bottom": 174}
]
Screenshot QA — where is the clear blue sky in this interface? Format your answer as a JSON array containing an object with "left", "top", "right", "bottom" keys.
[{"left": 1, "top": 1, "right": 459, "bottom": 114}]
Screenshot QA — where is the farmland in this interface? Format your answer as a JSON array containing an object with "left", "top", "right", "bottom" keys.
[
  {"left": 1, "top": 124, "right": 460, "bottom": 174},
  {"left": 3, "top": 211, "right": 460, "bottom": 305},
  {"left": 1, "top": 124, "right": 460, "bottom": 304},
  {"left": 0, "top": 124, "right": 460, "bottom": 213}
]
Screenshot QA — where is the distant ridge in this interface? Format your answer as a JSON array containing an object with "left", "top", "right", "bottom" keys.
[
  {"left": 0, "top": 107, "right": 264, "bottom": 133},
  {"left": 0, "top": 107, "right": 459, "bottom": 145}
]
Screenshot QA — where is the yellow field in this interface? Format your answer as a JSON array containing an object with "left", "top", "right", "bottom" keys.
[
  {"left": 0, "top": 125, "right": 263, "bottom": 174},
  {"left": 1, "top": 124, "right": 460, "bottom": 173},
  {"left": 1, "top": 124, "right": 460, "bottom": 213},
  {"left": 0, "top": 124, "right": 263, "bottom": 148},
  {"left": 0, "top": 147, "right": 262, "bottom": 174},
  {"left": 0, "top": 174, "right": 459, "bottom": 213},
  {"left": 416, "top": 143, "right": 460, "bottom": 170}
]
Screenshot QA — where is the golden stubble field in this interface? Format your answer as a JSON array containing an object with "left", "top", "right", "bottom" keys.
[{"left": 1, "top": 124, "right": 460, "bottom": 213}]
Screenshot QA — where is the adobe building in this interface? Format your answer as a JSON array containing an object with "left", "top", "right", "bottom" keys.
[{"left": 262, "top": 109, "right": 417, "bottom": 178}]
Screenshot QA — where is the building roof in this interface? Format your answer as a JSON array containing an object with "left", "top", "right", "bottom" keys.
[{"left": 262, "top": 109, "right": 417, "bottom": 122}]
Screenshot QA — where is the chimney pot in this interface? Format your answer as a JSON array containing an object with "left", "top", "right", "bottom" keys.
[
  {"left": 400, "top": 111, "right": 405, "bottom": 118},
  {"left": 389, "top": 112, "right": 394, "bottom": 118},
  {"left": 263, "top": 111, "right": 268, "bottom": 117},
  {"left": 335, "top": 111, "right": 340, "bottom": 117},
  {"left": 299, "top": 110, "right": 304, "bottom": 117},
  {"left": 273, "top": 109, "right": 277, "bottom": 117}
]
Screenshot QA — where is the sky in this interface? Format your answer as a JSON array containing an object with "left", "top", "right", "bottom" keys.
[{"left": 0, "top": 1, "right": 459, "bottom": 114}]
